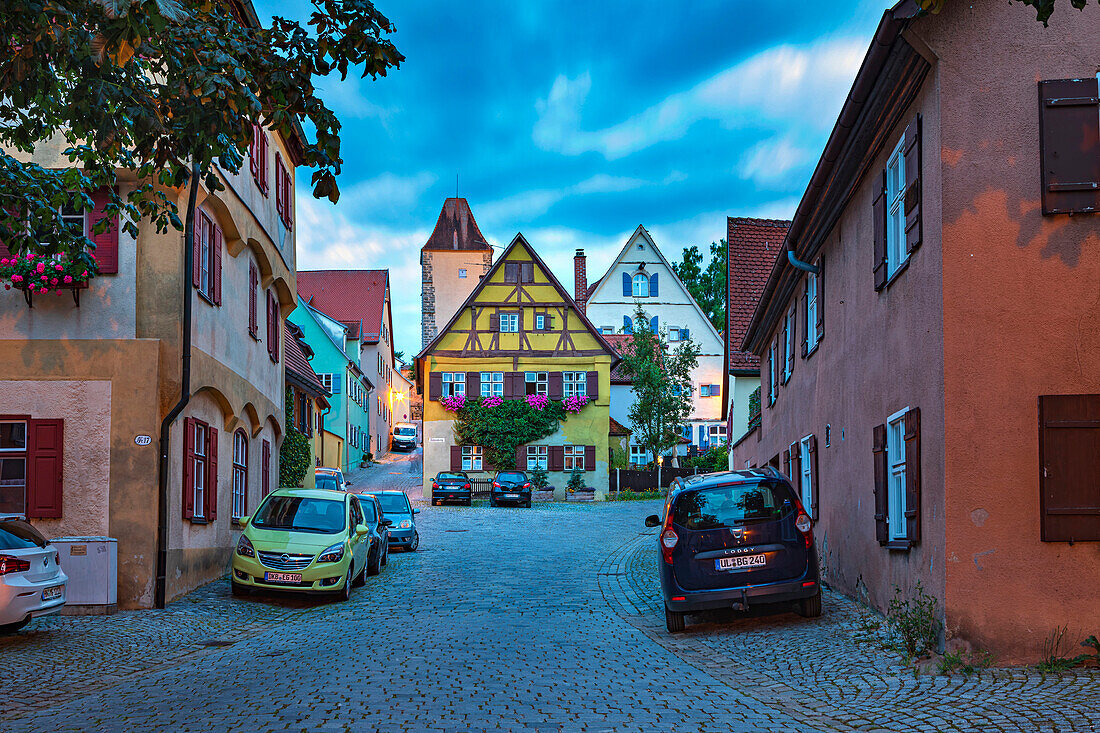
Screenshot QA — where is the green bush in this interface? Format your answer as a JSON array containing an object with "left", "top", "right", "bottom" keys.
[
  {"left": 683, "top": 445, "right": 728, "bottom": 472},
  {"left": 528, "top": 465, "right": 550, "bottom": 490},
  {"left": 567, "top": 468, "right": 586, "bottom": 492},
  {"left": 279, "top": 387, "right": 311, "bottom": 488},
  {"left": 452, "top": 397, "right": 566, "bottom": 471},
  {"left": 887, "top": 580, "right": 942, "bottom": 661}
]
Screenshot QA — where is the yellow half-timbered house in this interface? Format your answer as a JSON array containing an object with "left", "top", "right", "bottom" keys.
[{"left": 416, "top": 234, "right": 619, "bottom": 500}]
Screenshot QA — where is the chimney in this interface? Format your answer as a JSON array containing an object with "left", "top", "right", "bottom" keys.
[{"left": 574, "top": 248, "right": 587, "bottom": 313}]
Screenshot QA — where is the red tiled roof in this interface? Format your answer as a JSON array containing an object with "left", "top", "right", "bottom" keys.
[
  {"left": 602, "top": 333, "right": 635, "bottom": 384},
  {"left": 284, "top": 322, "right": 328, "bottom": 400},
  {"left": 297, "top": 270, "right": 389, "bottom": 344},
  {"left": 422, "top": 198, "right": 491, "bottom": 251},
  {"left": 609, "top": 416, "right": 631, "bottom": 436},
  {"left": 727, "top": 217, "right": 788, "bottom": 372}
]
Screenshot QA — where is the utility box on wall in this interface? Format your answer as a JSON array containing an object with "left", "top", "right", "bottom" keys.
[{"left": 51, "top": 536, "right": 118, "bottom": 615}]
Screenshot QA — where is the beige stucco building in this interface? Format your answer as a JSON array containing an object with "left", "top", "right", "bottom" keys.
[{"left": 420, "top": 198, "right": 493, "bottom": 349}]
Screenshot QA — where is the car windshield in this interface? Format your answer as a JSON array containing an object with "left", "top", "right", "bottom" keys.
[
  {"left": 373, "top": 493, "right": 410, "bottom": 514},
  {"left": 252, "top": 496, "right": 346, "bottom": 534},
  {"left": 360, "top": 500, "right": 376, "bottom": 522},
  {"left": 437, "top": 473, "right": 465, "bottom": 481},
  {"left": 0, "top": 520, "right": 45, "bottom": 549},
  {"left": 497, "top": 472, "right": 526, "bottom": 482},
  {"left": 395, "top": 427, "right": 416, "bottom": 436},
  {"left": 315, "top": 475, "right": 340, "bottom": 491},
  {"left": 671, "top": 481, "right": 794, "bottom": 530}
]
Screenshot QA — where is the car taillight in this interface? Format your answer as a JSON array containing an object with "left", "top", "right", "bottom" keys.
[
  {"left": 795, "top": 511, "right": 813, "bottom": 548},
  {"left": 492, "top": 482, "right": 501, "bottom": 488},
  {"left": 55, "top": 552, "right": 60, "bottom": 566},
  {"left": 463, "top": 483, "right": 471, "bottom": 490},
  {"left": 660, "top": 513, "right": 679, "bottom": 565},
  {"left": 0, "top": 555, "right": 30, "bottom": 575},
  {"left": 432, "top": 482, "right": 438, "bottom": 490},
  {"left": 523, "top": 483, "right": 531, "bottom": 489}
]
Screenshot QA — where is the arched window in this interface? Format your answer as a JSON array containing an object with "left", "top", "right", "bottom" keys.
[
  {"left": 232, "top": 429, "right": 248, "bottom": 520},
  {"left": 632, "top": 273, "right": 649, "bottom": 297}
]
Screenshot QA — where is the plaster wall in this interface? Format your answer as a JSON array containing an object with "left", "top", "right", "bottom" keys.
[{"left": 422, "top": 249, "right": 492, "bottom": 346}]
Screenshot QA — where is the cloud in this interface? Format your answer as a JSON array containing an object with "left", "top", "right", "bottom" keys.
[
  {"left": 477, "top": 174, "right": 648, "bottom": 228},
  {"left": 533, "top": 38, "right": 865, "bottom": 160},
  {"left": 737, "top": 135, "right": 815, "bottom": 185}
]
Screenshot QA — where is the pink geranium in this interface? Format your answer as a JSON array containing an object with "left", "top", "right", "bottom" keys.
[
  {"left": 441, "top": 394, "right": 467, "bottom": 412},
  {"left": 36, "top": 262, "right": 45, "bottom": 273},
  {"left": 526, "top": 394, "right": 549, "bottom": 411},
  {"left": 10, "top": 274, "right": 21, "bottom": 283},
  {"left": 482, "top": 396, "right": 503, "bottom": 408},
  {"left": 54, "top": 263, "right": 63, "bottom": 272},
  {"left": 63, "top": 275, "right": 72, "bottom": 284},
  {"left": 563, "top": 395, "right": 590, "bottom": 413}
]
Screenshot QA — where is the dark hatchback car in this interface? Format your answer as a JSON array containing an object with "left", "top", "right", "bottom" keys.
[
  {"left": 490, "top": 471, "right": 532, "bottom": 508},
  {"left": 353, "top": 492, "right": 392, "bottom": 575},
  {"left": 645, "top": 467, "right": 821, "bottom": 633},
  {"left": 431, "top": 471, "right": 471, "bottom": 506},
  {"left": 368, "top": 490, "right": 420, "bottom": 551}
]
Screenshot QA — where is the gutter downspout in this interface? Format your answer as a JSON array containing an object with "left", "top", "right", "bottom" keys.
[
  {"left": 155, "top": 162, "right": 200, "bottom": 610},
  {"left": 319, "top": 404, "right": 331, "bottom": 466},
  {"left": 786, "top": 244, "right": 820, "bottom": 275}
]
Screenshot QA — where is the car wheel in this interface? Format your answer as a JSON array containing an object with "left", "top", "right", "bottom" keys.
[
  {"left": 337, "top": 566, "right": 353, "bottom": 602},
  {"left": 381, "top": 545, "right": 389, "bottom": 567},
  {"left": 525, "top": 500, "right": 532, "bottom": 508},
  {"left": 665, "top": 604, "right": 686, "bottom": 633},
  {"left": 465, "top": 498, "right": 472, "bottom": 507},
  {"left": 0, "top": 618, "right": 31, "bottom": 634},
  {"left": 408, "top": 531, "right": 419, "bottom": 552},
  {"left": 352, "top": 559, "right": 367, "bottom": 587},
  {"left": 231, "top": 580, "right": 250, "bottom": 597},
  {"left": 367, "top": 546, "right": 381, "bottom": 576},
  {"left": 489, "top": 499, "right": 496, "bottom": 508},
  {"left": 798, "top": 590, "right": 822, "bottom": 618}
]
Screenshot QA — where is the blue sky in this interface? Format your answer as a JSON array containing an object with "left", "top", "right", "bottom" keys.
[{"left": 256, "top": 1, "right": 891, "bottom": 359}]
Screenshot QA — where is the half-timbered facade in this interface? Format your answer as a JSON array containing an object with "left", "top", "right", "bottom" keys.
[{"left": 416, "top": 234, "right": 619, "bottom": 499}]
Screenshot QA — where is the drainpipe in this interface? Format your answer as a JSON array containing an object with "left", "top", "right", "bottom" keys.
[
  {"left": 319, "top": 404, "right": 331, "bottom": 466},
  {"left": 154, "top": 161, "right": 200, "bottom": 610},
  {"left": 786, "top": 243, "right": 820, "bottom": 275}
]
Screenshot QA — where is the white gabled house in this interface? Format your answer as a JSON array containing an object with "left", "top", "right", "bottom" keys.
[{"left": 575, "top": 226, "right": 727, "bottom": 458}]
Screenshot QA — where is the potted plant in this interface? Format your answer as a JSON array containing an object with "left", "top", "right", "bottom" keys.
[
  {"left": 0, "top": 252, "right": 96, "bottom": 307},
  {"left": 529, "top": 465, "right": 553, "bottom": 501},
  {"left": 566, "top": 468, "right": 594, "bottom": 501}
]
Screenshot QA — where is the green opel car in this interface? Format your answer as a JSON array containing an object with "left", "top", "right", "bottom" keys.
[{"left": 231, "top": 488, "right": 387, "bottom": 600}]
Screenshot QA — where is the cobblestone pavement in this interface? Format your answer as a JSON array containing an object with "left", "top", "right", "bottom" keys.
[
  {"left": 344, "top": 446, "right": 423, "bottom": 499},
  {"left": 4, "top": 498, "right": 1096, "bottom": 732},
  {"left": 600, "top": 523, "right": 1100, "bottom": 733}
]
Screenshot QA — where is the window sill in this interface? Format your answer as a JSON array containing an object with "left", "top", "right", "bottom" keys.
[
  {"left": 196, "top": 290, "right": 216, "bottom": 307},
  {"left": 805, "top": 341, "right": 821, "bottom": 360},
  {"left": 884, "top": 539, "right": 913, "bottom": 551},
  {"left": 188, "top": 517, "right": 209, "bottom": 525},
  {"left": 249, "top": 330, "right": 260, "bottom": 341},
  {"left": 879, "top": 257, "right": 911, "bottom": 292}
]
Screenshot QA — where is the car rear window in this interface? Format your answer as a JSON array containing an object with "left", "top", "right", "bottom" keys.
[
  {"left": 315, "top": 476, "right": 340, "bottom": 491},
  {"left": 671, "top": 480, "right": 795, "bottom": 530},
  {"left": 496, "top": 472, "right": 526, "bottom": 482},
  {"left": 374, "top": 493, "right": 410, "bottom": 514},
  {"left": 437, "top": 472, "right": 465, "bottom": 481},
  {"left": 0, "top": 520, "right": 45, "bottom": 549},
  {"left": 252, "top": 497, "right": 346, "bottom": 534}
]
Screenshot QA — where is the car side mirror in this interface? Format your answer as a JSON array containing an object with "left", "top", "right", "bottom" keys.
[
  {"left": 344, "top": 481, "right": 353, "bottom": 487},
  {"left": 413, "top": 508, "right": 420, "bottom": 515},
  {"left": 644, "top": 514, "right": 661, "bottom": 528},
  {"left": 355, "top": 524, "right": 368, "bottom": 536},
  {"left": 238, "top": 515, "right": 250, "bottom": 527},
  {"left": 381, "top": 519, "right": 393, "bottom": 527}
]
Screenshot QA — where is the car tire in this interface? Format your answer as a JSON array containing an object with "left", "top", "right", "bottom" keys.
[
  {"left": 0, "top": 618, "right": 31, "bottom": 634},
  {"left": 665, "top": 604, "right": 686, "bottom": 633},
  {"left": 367, "top": 547, "right": 381, "bottom": 576},
  {"left": 525, "top": 500, "right": 532, "bottom": 508},
  {"left": 466, "top": 498, "right": 472, "bottom": 507},
  {"left": 798, "top": 590, "right": 822, "bottom": 618},
  {"left": 231, "top": 581, "right": 250, "bottom": 597},
  {"left": 381, "top": 545, "right": 389, "bottom": 567},
  {"left": 352, "top": 560, "right": 366, "bottom": 587},
  {"left": 408, "top": 531, "right": 419, "bottom": 552},
  {"left": 337, "top": 566, "right": 353, "bottom": 602}
]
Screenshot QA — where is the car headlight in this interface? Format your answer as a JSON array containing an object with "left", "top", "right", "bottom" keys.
[
  {"left": 236, "top": 535, "right": 255, "bottom": 558},
  {"left": 399, "top": 519, "right": 412, "bottom": 529},
  {"left": 318, "top": 542, "right": 345, "bottom": 563}
]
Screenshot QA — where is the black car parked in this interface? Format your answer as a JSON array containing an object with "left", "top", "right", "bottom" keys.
[
  {"left": 353, "top": 493, "right": 392, "bottom": 576},
  {"left": 431, "top": 471, "right": 472, "bottom": 506},
  {"left": 489, "top": 471, "right": 532, "bottom": 508},
  {"left": 644, "top": 467, "right": 821, "bottom": 633}
]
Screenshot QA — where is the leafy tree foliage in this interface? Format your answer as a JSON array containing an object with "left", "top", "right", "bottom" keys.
[
  {"left": 0, "top": 0, "right": 403, "bottom": 263},
  {"left": 280, "top": 387, "right": 312, "bottom": 488},
  {"left": 672, "top": 238, "right": 726, "bottom": 332},
  {"left": 618, "top": 305, "right": 699, "bottom": 464}
]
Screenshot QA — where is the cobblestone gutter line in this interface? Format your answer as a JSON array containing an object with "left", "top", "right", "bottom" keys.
[{"left": 599, "top": 531, "right": 1100, "bottom": 733}]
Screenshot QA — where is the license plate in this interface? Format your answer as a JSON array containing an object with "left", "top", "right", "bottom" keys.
[
  {"left": 506, "top": 494, "right": 519, "bottom": 498},
  {"left": 41, "top": 585, "right": 63, "bottom": 601},
  {"left": 716, "top": 554, "right": 766, "bottom": 571},
  {"left": 263, "top": 572, "right": 302, "bottom": 584}
]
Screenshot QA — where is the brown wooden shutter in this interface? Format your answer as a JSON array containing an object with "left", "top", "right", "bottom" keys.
[
  {"left": 790, "top": 442, "right": 801, "bottom": 493},
  {"left": 584, "top": 445, "right": 595, "bottom": 472},
  {"left": 515, "top": 445, "right": 526, "bottom": 470},
  {"left": 212, "top": 224, "right": 223, "bottom": 305},
  {"left": 489, "top": 313, "right": 499, "bottom": 332},
  {"left": 808, "top": 434, "right": 819, "bottom": 519},
  {"left": 428, "top": 372, "right": 442, "bottom": 401},
  {"left": 450, "top": 445, "right": 462, "bottom": 472},
  {"left": 1039, "top": 78, "right": 1100, "bottom": 215},
  {"left": 26, "top": 419, "right": 63, "bottom": 519},
  {"left": 191, "top": 219, "right": 202, "bottom": 288},
  {"left": 88, "top": 187, "right": 119, "bottom": 275},
  {"left": 504, "top": 262, "right": 520, "bottom": 283},
  {"left": 1038, "top": 394, "right": 1100, "bottom": 541},
  {"left": 548, "top": 372, "right": 563, "bottom": 400},
  {"left": 586, "top": 371, "right": 599, "bottom": 400},
  {"left": 259, "top": 132, "right": 269, "bottom": 194},
  {"left": 544, "top": 315, "right": 553, "bottom": 330},
  {"left": 800, "top": 277, "right": 809, "bottom": 358},
  {"left": 183, "top": 417, "right": 195, "bottom": 519},
  {"left": 903, "top": 114, "right": 922, "bottom": 254},
  {"left": 462, "top": 372, "right": 478, "bottom": 397},
  {"left": 248, "top": 262, "right": 258, "bottom": 337},
  {"left": 549, "top": 445, "right": 565, "bottom": 472},
  {"left": 903, "top": 407, "right": 921, "bottom": 543},
  {"left": 783, "top": 448, "right": 791, "bottom": 479},
  {"left": 785, "top": 306, "right": 795, "bottom": 380},
  {"left": 207, "top": 426, "right": 218, "bottom": 520},
  {"left": 262, "top": 438, "right": 271, "bottom": 497},
  {"left": 275, "top": 153, "right": 284, "bottom": 220},
  {"left": 815, "top": 256, "right": 825, "bottom": 343},
  {"left": 520, "top": 262, "right": 534, "bottom": 283},
  {"left": 872, "top": 169, "right": 888, "bottom": 291},
  {"left": 872, "top": 423, "right": 888, "bottom": 545}
]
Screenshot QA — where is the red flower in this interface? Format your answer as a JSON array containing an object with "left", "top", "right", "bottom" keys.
[
  {"left": 63, "top": 275, "right": 73, "bottom": 284},
  {"left": 50, "top": 278, "right": 58, "bottom": 285}
]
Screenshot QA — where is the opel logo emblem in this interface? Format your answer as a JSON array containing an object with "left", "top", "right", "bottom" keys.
[
  {"left": 281, "top": 554, "right": 290, "bottom": 563},
  {"left": 730, "top": 528, "right": 744, "bottom": 540}
]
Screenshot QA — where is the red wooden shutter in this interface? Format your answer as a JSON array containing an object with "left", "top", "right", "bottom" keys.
[
  {"left": 450, "top": 446, "right": 461, "bottom": 472},
  {"left": 207, "top": 427, "right": 218, "bottom": 520},
  {"left": 275, "top": 153, "right": 284, "bottom": 220},
  {"left": 466, "top": 372, "right": 481, "bottom": 396},
  {"left": 26, "top": 419, "right": 63, "bottom": 519},
  {"left": 548, "top": 372, "right": 563, "bottom": 400},
  {"left": 586, "top": 371, "right": 599, "bottom": 400},
  {"left": 250, "top": 124, "right": 259, "bottom": 179},
  {"left": 1038, "top": 394, "right": 1100, "bottom": 541},
  {"left": 549, "top": 446, "right": 565, "bottom": 472},
  {"left": 903, "top": 407, "right": 921, "bottom": 543},
  {"left": 428, "top": 373, "right": 442, "bottom": 400},
  {"left": 191, "top": 217, "right": 202, "bottom": 288},
  {"left": 584, "top": 445, "right": 595, "bottom": 472},
  {"left": 872, "top": 169, "right": 888, "bottom": 291},
  {"left": 515, "top": 445, "right": 526, "bottom": 470},
  {"left": 808, "top": 434, "right": 819, "bottom": 519},
  {"left": 260, "top": 132, "right": 269, "bottom": 195},
  {"left": 248, "top": 262, "right": 258, "bottom": 337},
  {"left": 815, "top": 257, "right": 825, "bottom": 343},
  {"left": 284, "top": 166, "right": 294, "bottom": 229},
  {"left": 212, "top": 224, "right": 223, "bottom": 305},
  {"left": 1038, "top": 78, "right": 1100, "bottom": 215},
  {"left": 262, "top": 438, "right": 271, "bottom": 497},
  {"left": 182, "top": 417, "right": 195, "bottom": 519},
  {"left": 88, "top": 187, "right": 119, "bottom": 275},
  {"left": 903, "top": 114, "right": 922, "bottom": 255},
  {"left": 872, "top": 423, "right": 888, "bottom": 545}
]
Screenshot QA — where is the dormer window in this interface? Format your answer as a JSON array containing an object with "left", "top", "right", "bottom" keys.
[{"left": 632, "top": 273, "right": 649, "bottom": 297}]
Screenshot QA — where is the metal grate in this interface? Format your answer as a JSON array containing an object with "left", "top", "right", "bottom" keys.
[{"left": 257, "top": 551, "right": 314, "bottom": 571}]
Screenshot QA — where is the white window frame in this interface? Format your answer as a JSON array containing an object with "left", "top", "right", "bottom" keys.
[
  {"left": 526, "top": 445, "right": 548, "bottom": 471},
  {"left": 524, "top": 372, "right": 548, "bottom": 396},
  {"left": 629, "top": 445, "right": 648, "bottom": 465},
  {"left": 798, "top": 434, "right": 813, "bottom": 513},
  {"left": 193, "top": 422, "right": 207, "bottom": 520},
  {"left": 458, "top": 268, "right": 467, "bottom": 279},
  {"left": 668, "top": 328, "right": 681, "bottom": 342},
  {"left": 481, "top": 372, "right": 504, "bottom": 397},
  {"left": 710, "top": 424, "right": 727, "bottom": 447},
  {"left": 564, "top": 444, "right": 585, "bottom": 471},
  {"left": 886, "top": 136, "right": 907, "bottom": 279},
  {"left": 0, "top": 420, "right": 28, "bottom": 517},
  {"left": 319, "top": 373, "right": 333, "bottom": 392},
  {"left": 500, "top": 313, "right": 520, "bottom": 333},
  {"left": 461, "top": 445, "right": 483, "bottom": 472},
  {"left": 886, "top": 407, "right": 908, "bottom": 541},
  {"left": 535, "top": 314, "right": 546, "bottom": 330},
  {"left": 700, "top": 384, "right": 710, "bottom": 397},
  {"left": 783, "top": 311, "right": 794, "bottom": 382},
  {"left": 563, "top": 371, "right": 586, "bottom": 398},
  {"left": 232, "top": 431, "right": 247, "bottom": 520},
  {"left": 600, "top": 326, "right": 614, "bottom": 334},
  {"left": 631, "top": 273, "right": 649, "bottom": 297},
  {"left": 442, "top": 372, "right": 466, "bottom": 397},
  {"left": 806, "top": 270, "right": 819, "bottom": 352},
  {"left": 768, "top": 349, "right": 777, "bottom": 406}
]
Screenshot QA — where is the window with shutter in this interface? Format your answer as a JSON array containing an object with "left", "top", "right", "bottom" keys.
[
  {"left": 449, "top": 445, "right": 462, "bottom": 472},
  {"left": 275, "top": 153, "right": 286, "bottom": 223},
  {"left": 872, "top": 423, "right": 888, "bottom": 545},
  {"left": 872, "top": 170, "right": 888, "bottom": 291},
  {"left": 621, "top": 272, "right": 631, "bottom": 297},
  {"left": 584, "top": 445, "right": 596, "bottom": 472},
  {"left": 1038, "top": 394, "right": 1100, "bottom": 542},
  {"left": 248, "top": 262, "right": 258, "bottom": 338},
  {"left": 183, "top": 417, "right": 196, "bottom": 519},
  {"left": 649, "top": 273, "right": 659, "bottom": 297},
  {"left": 586, "top": 371, "right": 599, "bottom": 400},
  {"left": 261, "top": 439, "right": 271, "bottom": 497},
  {"left": 903, "top": 407, "right": 921, "bottom": 543},
  {"left": 520, "top": 261, "right": 534, "bottom": 283},
  {"left": 504, "top": 262, "right": 520, "bottom": 283},
  {"left": 807, "top": 434, "right": 819, "bottom": 519},
  {"left": 88, "top": 187, "right": 119, "bottom": 275},
  {"left": 26, "top": 419, "right": 63, "bottom": 519},
  {"left": 212, "top": 223, "right": 223, "bottom": 306},
  {"left": 206, "top": 426, "right": 218, "bottom": 521},
  {"left": 903, "top": 114, "right": 922, "bottom": 255},
  {"left": 885, "top": 408, "right": 907, "bottom": 543},
  {"left": 1039, "top": 78, "right": 1100, "bottom": 215},
  {"left": 232, "top": 429, "right": 248, "bottom": 521}
]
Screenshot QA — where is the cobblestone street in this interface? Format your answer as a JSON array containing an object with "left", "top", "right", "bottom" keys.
[{"left": 4, "top": 493, "right": 1098, "bottom": 732}]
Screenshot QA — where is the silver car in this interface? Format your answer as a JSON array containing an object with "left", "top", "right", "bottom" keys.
[{"left": 0, "top": 518, "right": 67, "bottom": 632}]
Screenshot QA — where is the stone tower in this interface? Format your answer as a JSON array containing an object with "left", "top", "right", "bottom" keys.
[{"left": 421, "top": 198, "right": 493, "bottom": 348}]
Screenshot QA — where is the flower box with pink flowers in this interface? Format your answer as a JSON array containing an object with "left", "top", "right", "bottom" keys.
[{"left": 0, "top": 252, "right": 97, "bottom": 307}]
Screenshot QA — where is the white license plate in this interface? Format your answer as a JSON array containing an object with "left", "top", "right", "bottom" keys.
[
  {"left": 506, "top": 494, "right": 519, "bottom": 498},
  {"left": 263, "top": 572, "right": 302, "bottom": 584},
  {"left": 716, "top": 554, "right": 766, "bottom": 572},
  {"left": 41, "top": 585, "right": 63, "bottom": 601}
]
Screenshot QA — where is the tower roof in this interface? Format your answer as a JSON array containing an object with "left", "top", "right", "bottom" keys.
[{"left": 422, "top": 198, "right": 491, "bottom": 252}]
